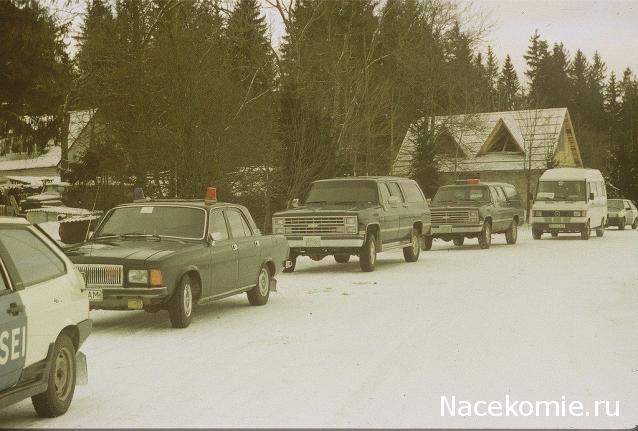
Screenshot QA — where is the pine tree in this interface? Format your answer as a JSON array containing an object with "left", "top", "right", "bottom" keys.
[
  {"left": 485, "top": 46, "right": 499, "bottom": 110},
  {"left": 497, "top": 54, "right": 520, "bottom": 110}
]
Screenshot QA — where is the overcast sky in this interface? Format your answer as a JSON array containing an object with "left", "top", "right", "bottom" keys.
[{"left": 48, "top": 0, "right": 638, "bottom": 84}]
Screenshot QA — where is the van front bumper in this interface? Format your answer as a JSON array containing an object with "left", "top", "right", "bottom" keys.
[{"left": 532, "top": 220, "right": 587, "bottom": 232}]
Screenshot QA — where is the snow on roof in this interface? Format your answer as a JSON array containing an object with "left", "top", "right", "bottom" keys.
[
  {"left": 392, "top": 108, "right": 575, "bottom": 175},
  {"left": 0, "top": 145, "right": 62, "bottom": 172},
  {"left": 0, "top": 109, "right": 95, "bottom": 172}
]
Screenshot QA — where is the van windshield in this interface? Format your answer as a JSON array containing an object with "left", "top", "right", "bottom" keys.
[{"left": 536, "top": 181, "right": 586, "bottom": 201}]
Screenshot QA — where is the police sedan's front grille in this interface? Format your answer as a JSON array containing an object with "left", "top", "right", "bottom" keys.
[
  {"left": 283, "top": 216, "right": 347, "bottom": 235},
  {"left": 75, "top": 264, "right": 124, "bottom": 287},
  {"left": 430, "top": 209, "right": 475, "bottom": 225}
]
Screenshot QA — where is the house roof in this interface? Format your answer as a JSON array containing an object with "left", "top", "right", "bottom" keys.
[
  {"left": 392, "top": 108, "right": 578, "bottom": 175},
  {"left": 0, "top": 110, "right": 95, "bottom": 173}
]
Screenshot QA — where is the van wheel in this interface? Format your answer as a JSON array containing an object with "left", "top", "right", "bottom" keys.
[
  {"left": 247, "top": 266, "right": 270, "bottom": 306},
  {"left": 168, "top": 274, "right": 194, "bottom": 328},
  {"left": 581, "top": 221, "right": 591, "bottom": 240},
  {"left": 505, "top": 219, "right": 518, "bottom": 244},
  {"left": 532, "top": 226, "right": 542, "bottom": 240},
  {"left": 452, "top": 237, "right": 464, "bottom": 246},
  {"left": 359, "top": 232, "right": 377, "bottom": 272},
  {"left": 619, "top": 218, "right": 626, "bottom": 230},
  {"left": 334, "top": 254, "right": 350, "bottom": 264},
  {"left": 403, "top": 228, "right": 420, "bottom": 262},
  {"left": 595, "top": 220, "right": 604, "bottom": 237},
  {"left": 32, "top": 334, "right": 76, "bottom": 418},
  {"left": 283, "top": 255, "right": 296, "bottom": 273},
  {"left": 478, "top": 221, "right": 491, "bottom": 249},
  {"left": 551, "top": 231, "right": 558, "bottom": 238},
  {"left": 422, "top": 236, "right": 433, "bottom": 251}
]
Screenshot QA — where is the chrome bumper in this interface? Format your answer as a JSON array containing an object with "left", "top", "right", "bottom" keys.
[
  {"left": 431, "top": 225, "right": 483, "bottom": 234},
  {"left": 88, "top": 286, "right": 168, "bottom": 298},
  {"left": 286, "top": 238, "right": 365, "bottom": 248}
]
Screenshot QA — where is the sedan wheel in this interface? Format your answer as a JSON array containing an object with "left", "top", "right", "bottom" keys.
[{"left": 248, "top": 266, "right": 271, "bottom": 306}]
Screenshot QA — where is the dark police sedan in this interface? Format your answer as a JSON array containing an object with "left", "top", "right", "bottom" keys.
[{"left": 65, "top": 191, "right": 289, "bottom": 328}]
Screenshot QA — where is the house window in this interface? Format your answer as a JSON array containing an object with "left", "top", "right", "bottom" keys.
[
  {"left": 435, "top": 129, "right": 464, "bottom": 158},
  {"left": 481, "top": 120, "right": 524, "bottom": 154}
]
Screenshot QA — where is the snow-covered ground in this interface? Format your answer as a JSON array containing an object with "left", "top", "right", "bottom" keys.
[{"left": 1, "top": 228, "right": 637, "bottom": 428}]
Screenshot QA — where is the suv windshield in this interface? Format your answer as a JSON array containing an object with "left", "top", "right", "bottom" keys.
[
  {"left": 432, "top": 185, "right": 491, "bottom": 205},
  {"left": 608, "top": 200, "right": 624, "bottom": 209},
  {"left": 305, "top": 181, "right": 379, "bottom": 205},
  {"left": 536, "top": 181, "right": 586, "bottom": 201},
  {"left": 95, "top": 206, "right": 206, "bottom": 240}
]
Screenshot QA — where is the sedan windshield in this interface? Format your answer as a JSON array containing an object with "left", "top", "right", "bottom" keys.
[
  {"left": 95, "top": 206, "right": 206, "bottom": 239},
  {"left": 432, "top": 186, "right": 490, "bottom": 205},
  {"left": 305, "top": 181, "right": 378, "bottom": 205},
  {"left": 536, "top": 181, "right": 586, "bottom": 201}
]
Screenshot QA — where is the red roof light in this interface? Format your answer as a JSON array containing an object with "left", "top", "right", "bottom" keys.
[
  {"left": 455, "top": 179, "right": 480, "bottom": 185},
  {"left": 205, "top": 187, "right": 217, "bottom": 204}
]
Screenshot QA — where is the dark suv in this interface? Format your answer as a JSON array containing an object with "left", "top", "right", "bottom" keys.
[
  {"left": 425, "top": 180, "right": 524, "bottom": 249},
  {"left": 272, "top": 176, "right": 431, "bottom": 272}
]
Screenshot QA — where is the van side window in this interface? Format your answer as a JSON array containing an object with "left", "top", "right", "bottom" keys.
[
  {"left": 401, "top": 182, "right": 425, "bottom": 203},
  {"left": 387, "top": 182, "right": 405, "bottom": 202}
]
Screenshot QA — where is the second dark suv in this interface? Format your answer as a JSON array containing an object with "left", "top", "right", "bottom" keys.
[
  {"left": 272, "top": 176, "right": 431, "bottom": 272},
  {"left": 425, "top": 179, "right": 524, "bottom": 250}
]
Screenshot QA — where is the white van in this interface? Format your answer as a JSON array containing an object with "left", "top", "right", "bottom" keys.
[{"left": 530, "top": 168, "right": 608, "bottom": 240}]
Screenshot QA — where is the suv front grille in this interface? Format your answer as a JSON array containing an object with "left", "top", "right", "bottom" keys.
[
  {"left": 76, "top": 264, "right": 124, "bottom": 287},
  {"left": 431, "top": 209, "right": 475, "bottom": 225},
  {"left": 283, "top": 216, "right": 347, "bottom": 235}
]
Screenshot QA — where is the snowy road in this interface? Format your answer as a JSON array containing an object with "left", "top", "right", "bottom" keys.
[{"left": 1, "top": 228, "right": 637, "bottom": 428}]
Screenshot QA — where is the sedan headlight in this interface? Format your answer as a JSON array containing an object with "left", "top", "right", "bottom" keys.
[
  {"left": 128, "top": 269, "right": 148, "bottom": 284},
  {"left": 573, "top": 211, "right": 583, "bottom": 217},
  {"left": 128, "top": 269, "right": 163, "bottom": 286}
]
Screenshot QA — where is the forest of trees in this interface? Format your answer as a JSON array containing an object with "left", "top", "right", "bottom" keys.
[{"left": 1, "top": 0, "right": 638, "bottom": 229}]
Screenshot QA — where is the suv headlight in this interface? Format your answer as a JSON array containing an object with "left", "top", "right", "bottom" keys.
[
  {"left": 468, "top": 211, "right": 479, "bottom": 223},
  {"left": 272, "top": 217, "right": 285, "bottom": 234},
  {"left": 573, "top": 210, "right": 584, "bottom": 217},
  {"left": 344, "top": 216, "right": 357, "bottom": 233}
]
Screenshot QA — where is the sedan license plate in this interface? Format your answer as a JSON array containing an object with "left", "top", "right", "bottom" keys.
[
  {"left": 303, "top": 236, "right": 321, "bottom": 247},
  {"left": 438, "top": 224, "right": 452, "bottom": 233},
  {"left": 549, "top": 224, "right": 565, "bottom": 228},
  {"left": 87, "top": 289, "right": 103, "bottom": 302}
]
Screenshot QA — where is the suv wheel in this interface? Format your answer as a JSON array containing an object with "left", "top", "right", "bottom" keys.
[
  {"left": 247, "top": 266, "right": 270, "bottom": 306},
  {"left": 581, "top": 220, "right": 591, "bottom": 240},
  {"left": 595, "top": 220, "right": 604, "bottom": 237},
  {"left": 334, "top": 254, "right": 350, "bottom": 264},
  {"left": 403, "top": 228, "right": 420, "bottom": 262},
  {"left": 478, "top": 221, "right": 492, "bottom": 249},
  {"left": 32, "top": 334, "right": 76, "bottom": 418},
  {"left": 422, "top": 236, "right": 433, "bottom": 251},
  {"left": 168, "top": 274, "right": 194, "bottom": 328},
  {"left": 505, "top": 219, "right": 518, "bottom": 244},
  {"left": 619, "top": 218, "right": 626, "bottom": 230},
  {"left": 359, "top": 232, "right": 377, "bottom": 272},
  {"left": 452, "top": 237, "right": 464, "bottom": 246},
  {"left": 283, "top": 254, "right": 297, "bottom": 273}
]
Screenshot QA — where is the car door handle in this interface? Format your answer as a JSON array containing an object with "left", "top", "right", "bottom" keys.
[
  {"left": 231, "top": 243, "right": 238, "bottom": 251},
  {"left": 254, "top": 240, "right": 260, "bottom": 247},
  {"left": 6, "top": 302, "right": 25, "bottom": 316}
]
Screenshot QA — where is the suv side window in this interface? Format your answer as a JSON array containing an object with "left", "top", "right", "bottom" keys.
[
  {"left": 378, "top": 183, "right": 391, "bottom": 204},
  {"left": 503, "top": 185, "right": 519, "bottom": 201},
  {"left": 488, "top": 186, "right": 499, "bottom": 204},
  {"left": 401, "top": 182, "right": 425, "bottom": 203},
  {"left": 387, "top": 182, "right": 404, "bottom": 202},
  {"left": 209, "top": 210, "right": 229, "bottom": 241},
  {"left": 495, "top": 186, "right": 507, "bottom": 203},
  {"left": 226, "top": 209, "right": 252, "bottom": 238},
  {"left": 0, "top": 228, "right": 66, "bottom": 288}
]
